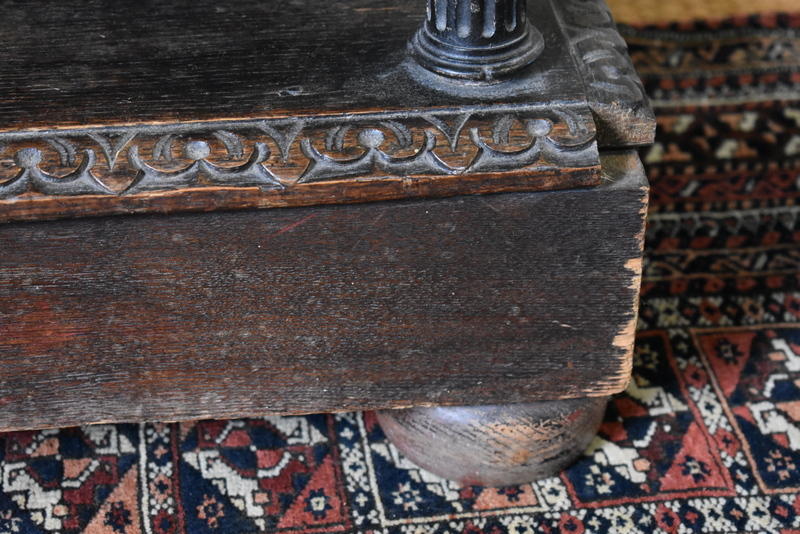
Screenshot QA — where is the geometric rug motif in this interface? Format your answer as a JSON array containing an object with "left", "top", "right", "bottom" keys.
[
  {"left": 0, "top": 425, "right": 140, "bottom": 534},
  {"left": 342, "top": 410, "right": 549, "bottom": 531},
  {"left": 621, "top": 14, "right": 800, "bottom": 107},
  {"left": 173, "top": 416, "right": 350, "bottom": 534},
  {"left": 693, "top": 325, "right": 800, "bottom": 494},
  {"left": 642, "top": 101, "right": 800, "bottom": 195},
  {"left": 563, "top": 331, "right": 736, "bottom": 507}
]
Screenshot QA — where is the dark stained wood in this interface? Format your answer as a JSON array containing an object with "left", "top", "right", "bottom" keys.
[
  {"left": 0, "top": 0, "right": 654, "bottom": 223},
  {"left": 0, "top": 0, "right": 653, "bottom": 448},
  {"left": 0, "top": 150, "right": 647, "bottom": 432},
  {"left": 376, "top": 397, "right": 608, "bottom": 486},
  {"left": 0, "top": 165, "right": 598, "bottom": 223},
  {"left": 0, "top": 0, "right": 584, "bottom": 131}
]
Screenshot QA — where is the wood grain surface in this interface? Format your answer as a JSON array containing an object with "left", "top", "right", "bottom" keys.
[
  {"left": 0, "top": 0, "right": 584, "bottom": 131},
  {"left": 0, "top": 151, "right": 647, "bottom": 431}
]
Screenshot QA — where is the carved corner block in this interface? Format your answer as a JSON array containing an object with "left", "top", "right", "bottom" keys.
[{"left": 556, "top": 0, "right": 656, "bottom": 147}]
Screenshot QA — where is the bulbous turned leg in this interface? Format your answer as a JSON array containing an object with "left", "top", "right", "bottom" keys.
[{"left": 375, "top": 396, "right": 607, "bottom": 486}]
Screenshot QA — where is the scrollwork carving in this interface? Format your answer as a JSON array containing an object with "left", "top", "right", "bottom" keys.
[
  {"left": 298, "top": 129, "right": 456, "bottom": 184},
  {"left": 468, "top": 123, "right": 546, "bottom": 174},
  {"left": 125, "top": 141, "right": 282, "bottom": 195},
  {"left": 422, "top": 113, "right": 471, "bottom": 152},
  {"left": 467, "top": 117, "right": 598, "bottom": 173},
  {"left": 87, "top": 132, "right": 137, "bottom": 171},
  {"left": 0, "top": 148, "right": 111, "bottom": 199},
  {"left": 0, "top": 105, "right": 601, "bottom": 220}
]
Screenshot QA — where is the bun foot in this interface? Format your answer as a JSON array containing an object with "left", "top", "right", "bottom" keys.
[{"left": 375, "top": 397, "right": 607, "bottom": 486}]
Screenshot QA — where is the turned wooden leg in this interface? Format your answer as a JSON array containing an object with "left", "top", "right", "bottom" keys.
[{"left": 375, "top": 397, "right": 607, "bottom": 486}]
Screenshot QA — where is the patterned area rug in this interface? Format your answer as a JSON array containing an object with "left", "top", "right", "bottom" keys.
[{"left": 2, "top": 12, "right": 800, "bottom": 534}]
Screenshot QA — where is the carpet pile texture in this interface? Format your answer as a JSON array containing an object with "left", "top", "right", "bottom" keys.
[{"left": 2, "top": 9, "right": 800, "bottom": 534}]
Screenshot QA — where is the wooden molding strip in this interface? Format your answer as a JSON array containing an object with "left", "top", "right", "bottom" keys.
[{"left": 0, "top": 104, "right": 599, "bottom": 222}]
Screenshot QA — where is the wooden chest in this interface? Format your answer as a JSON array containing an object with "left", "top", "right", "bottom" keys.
[{"left": 0, "top": 0, "right": 653, "bottom": 485}]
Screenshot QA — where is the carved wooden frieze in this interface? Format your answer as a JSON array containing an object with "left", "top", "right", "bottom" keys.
[{"left": 0, "top": 104, "right": 599, "bottom": 222}]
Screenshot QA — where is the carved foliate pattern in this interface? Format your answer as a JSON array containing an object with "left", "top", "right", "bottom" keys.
[{"left": 0, "top": 106, "right": 599, "bottom": 221}]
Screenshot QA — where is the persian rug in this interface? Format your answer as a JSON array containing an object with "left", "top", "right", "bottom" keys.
[{"left": 2, "top": 10, "right": 800, "bottom": 534}]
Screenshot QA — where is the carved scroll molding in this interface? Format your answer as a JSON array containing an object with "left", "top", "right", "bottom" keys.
[
  {"left": 0, "top": 104, "right": 599, "bottom": 222},
  {"left": 554, "top": 0, "right": 656, "bottom": 146}
]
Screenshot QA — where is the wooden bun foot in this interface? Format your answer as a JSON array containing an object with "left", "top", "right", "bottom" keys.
[{"left": 375, "top": 397, "right": 608, "bottom": 486}]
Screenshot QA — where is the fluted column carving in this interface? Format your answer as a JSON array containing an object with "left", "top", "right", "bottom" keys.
[{"left": 409, "top": 0, "right": 544, "bottom": 81}]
